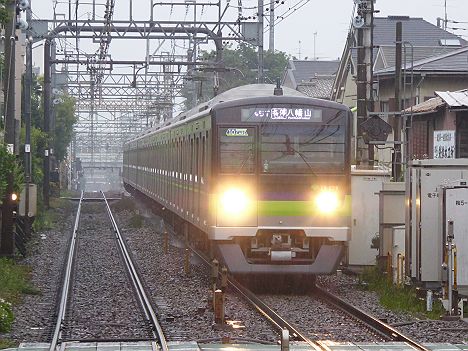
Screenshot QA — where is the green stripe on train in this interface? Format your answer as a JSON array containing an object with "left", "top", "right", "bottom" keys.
[{"left": 257, "top": 196, "right": 351, "bottom": 217}]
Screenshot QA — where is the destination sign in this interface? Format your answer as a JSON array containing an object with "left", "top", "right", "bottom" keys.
[
  {"left": 241, "top": 107, "right": 323, "bottom": 122},
  {"left": 226, "top": 128, "right": 249, "bottom": 137}
]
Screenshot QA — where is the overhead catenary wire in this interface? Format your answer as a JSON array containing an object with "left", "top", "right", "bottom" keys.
[{"left": 264, "top": 0, "right": 310, "bottom": 32}]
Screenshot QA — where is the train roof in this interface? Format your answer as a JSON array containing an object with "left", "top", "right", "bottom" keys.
[
  {"left": 173, "top": 84, "right": 306, "bottom": 122},
  {"left": 125, "top": 84, "right": 350, "bottom": 145},
  {"left": 165, "top": 84, "right": 348, "bottom": 126}
]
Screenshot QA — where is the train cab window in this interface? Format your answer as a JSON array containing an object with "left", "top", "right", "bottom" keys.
[
  {"left": 260, "top": 123, "right": 345, "bottom": 173},
  {"left": 219, "top": 127, "right": 255, "bottom": 174}
]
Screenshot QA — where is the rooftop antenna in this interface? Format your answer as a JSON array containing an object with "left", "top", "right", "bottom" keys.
[
  {"left": 313, "top": 32, "right": 317, "bottom": 60},
  {"left": 444, "top": 0, "right": 448, "bottom": 30},
  {"left": 297, "top": 40, "right": 301, "bottom": 59}
]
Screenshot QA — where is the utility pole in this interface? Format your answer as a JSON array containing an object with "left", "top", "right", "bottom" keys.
[
  {"left": 268, "top": 0, "right": 274, "bottom": 52},
  {"left": 393, "top": 21, "right": 403, "bottom": 180},
  {"left": 1, "top": 0, "right": 17, "bottom": 256},
  {"left": 355, "top": 0, "right": 374, "bottom": 167},
  {"left": 43, "top": 39, "right": 51, "bottom": 208},
  {"left": 24, "top": 0, "right": 33, "bottom": 236},
  {"left": 257, "top": 0, "right": 264, "bottom": 82}
]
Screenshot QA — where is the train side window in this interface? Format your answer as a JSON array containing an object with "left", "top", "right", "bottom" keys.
[
  {"left": 190, "top": 138, "right": 194, "bottom": 181},
  {"left": 195, "top": 136, "right": 200, "bottom": 182}
]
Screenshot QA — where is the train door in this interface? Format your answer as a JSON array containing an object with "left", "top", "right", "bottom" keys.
[
  {"left": 200, "top": 132, "right": 207, "bottom": 225},
  {"left": 183, "top": 136, "right": 189, "bottom": 218},
  {"left": 194, "top": 134, "right": 200, "bottom": 222}
]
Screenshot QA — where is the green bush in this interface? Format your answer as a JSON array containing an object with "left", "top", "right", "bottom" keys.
[
  {"left": 0, "top": 298, "right": 14, "bottom": 333},
  {"left": 0, "top": 143, "right": 24, "bottom": 205},
  {"left": 0, "top": 258, "right": 41, "bottom": 334},
  {"left": 0, "top": 339, "right": 17, "bottom": 349},
  {"left": 0, "top": 258, "right": 40, "bottom": 302},
  {"left": 360, "top": 266, "right": 445, "bottom": 319}
]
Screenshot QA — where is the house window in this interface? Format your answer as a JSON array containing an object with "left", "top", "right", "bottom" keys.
[{"left": 380, "top": 101, "right": 389, "bottom": 113}]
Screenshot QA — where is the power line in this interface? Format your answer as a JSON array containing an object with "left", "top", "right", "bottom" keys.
[{"left": 264, "top": 0, "right": 310, "bottom": 31}]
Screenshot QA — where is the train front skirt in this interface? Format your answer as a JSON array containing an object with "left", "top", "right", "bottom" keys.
[{"left": 216, "top": 243, "right": 342, "bottom": 275}]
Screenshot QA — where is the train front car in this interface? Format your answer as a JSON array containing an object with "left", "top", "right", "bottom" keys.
[{"left": 211, "top": 91, "right": 351, "bottom": 279}]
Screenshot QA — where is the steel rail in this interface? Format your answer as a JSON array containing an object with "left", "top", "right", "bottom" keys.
[
  {"left": 101, "top": 191, "right": 168, "bottom": 351},
  {"left": 314, "top": 285, "right": 431, "bottom": 351},
  {"left": 185, "top": 244, "right": 324, "bottom": 351},
  {"left": 150, "top": 216, "right": 327, "bottom": 350},
  {"left": 49, "top": 191, "right": 84, "bottom": 351},
  {"left": 227, "top": 276, "right": 325, "bottom": 351}
]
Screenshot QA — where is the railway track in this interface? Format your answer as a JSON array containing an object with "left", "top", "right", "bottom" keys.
[
  {"left": 49, "top": 191, "right": 168, "bottom": 351},
  {"left": 230, "top": 269, "right": 432, "bottom": 350},
  {"left": 103, "top": 196, "right": 439, "bottom": 348},
  {"left": 314, "top": 285, "right": 431, "bottom": 349},
  {"left": 183, "top": 234, "right": 431, "bottom": 350}
]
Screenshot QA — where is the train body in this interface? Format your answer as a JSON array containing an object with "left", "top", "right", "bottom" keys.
[{"left": 123, "top": 84, "right": 352, "bottom": 276}]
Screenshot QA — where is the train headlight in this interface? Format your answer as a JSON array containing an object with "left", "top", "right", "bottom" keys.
[
  {"left": 220, "top": 188, "right": 249, "bottom": 215},
  {"left": 315, "top": 190, "right": 340, "bottom": 214}
]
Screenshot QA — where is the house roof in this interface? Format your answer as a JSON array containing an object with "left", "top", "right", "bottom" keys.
[
  {"left": 351, "top": 16, "right": 467, "bottom": 68},
  {"left": 375, "top": 46, "right": 468, "bottom": 76},
  {"left": 374, "top": 46, "right": 457, "bottom": 71},
  {"left": 283, "top": 60, "right": 339, "bottom": 85},
  {"left": 403, "top": 97, "right": 445, "bottom": 114},
  {"left": 373, "top": 16, "right": 467, "bottom": 47},
  {"left": 403, "top": 89, "right": 468, "bottom": 114},
  {"left": 435, "top": 90, "right": 468, "bottom": 107},
  {"left": 296, "top": 75, "right": 336, "bottom": 100}
]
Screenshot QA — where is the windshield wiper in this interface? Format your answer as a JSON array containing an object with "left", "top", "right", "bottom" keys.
[{"left": 288, "top": 145, "right": 317, "bottom": 178}]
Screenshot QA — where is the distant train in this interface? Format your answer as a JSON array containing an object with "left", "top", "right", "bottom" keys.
[{"left": 123, "top": 84, "right": 352, "bottom": 278}]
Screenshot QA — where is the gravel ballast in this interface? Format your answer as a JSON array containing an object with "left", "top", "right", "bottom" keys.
[{"left": 1, "top": 196, "right": 467, "bottom": 346}]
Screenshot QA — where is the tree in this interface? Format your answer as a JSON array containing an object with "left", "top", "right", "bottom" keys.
[
  {"left": 53, "top": 94, "right": 77, "bottom": 162},
  {"left": 0, "top": 144, "right": 23, "bottom": 205},
  {"left": 0, "top": 0, "right": 9, "bottom": 26},
  {"left": 183, "top": 44, "right": 289, "bottom": 109}
]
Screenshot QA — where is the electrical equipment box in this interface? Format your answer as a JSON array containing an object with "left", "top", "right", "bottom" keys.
[
  {"left": 440, "top": 181, "right": 468, "bottom": 295},
  {"left": 379, "top": 182, "right": 405, "bottom": 260},
  {"left": 349, "top": 167, "right": 390, "bottom": 266},
  {"left": 407, "top": 159, "right": 468, "bottom": 288}
]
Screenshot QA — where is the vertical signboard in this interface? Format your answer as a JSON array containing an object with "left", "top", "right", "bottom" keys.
[{"left": 434, "top": 130, "right": 455, "bottom": 159}]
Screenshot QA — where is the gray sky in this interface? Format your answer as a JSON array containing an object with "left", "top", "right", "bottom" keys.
[{"left": 30, "top": 0, "right": 467, "bottom": 68}]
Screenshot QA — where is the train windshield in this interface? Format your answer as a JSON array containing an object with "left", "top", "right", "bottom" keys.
[
  {"left": 219, "top": 127, "right": 256, "bottom": 174},
  {"left": 260, "top": 122, "right": 345, "bottom": 174}
]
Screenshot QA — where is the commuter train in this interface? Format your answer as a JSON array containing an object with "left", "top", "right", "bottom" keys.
[{"left": 123, "top": 84, "right": 352, "bottom": 278}]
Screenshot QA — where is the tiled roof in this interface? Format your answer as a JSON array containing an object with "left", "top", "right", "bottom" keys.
[
  {"left": 283, "top": 60, "right": 340, "bottom": 89},
  {"left": 290, "top": 60, "right": 339, "bottom": 82},
  {"left": 373, "top": 16, "right": 467, "bottom": 47},
  {"left": 351, "top": 16, "right": 467, "bottom": 68},
  {"left": 403, "top": 96, "right": 444, "bottom": 114},
  {"left": 375, "top": 46, "right": 468, "bottom": 75},
  {"left": 374, "top": 46, "right": 457, "bottom": 70},
  {"left": 402, "top": 90, "right": 468, "bottom": 114},
  {"left": 296, "top": 75, "right": 335, "bottom": 99}
]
